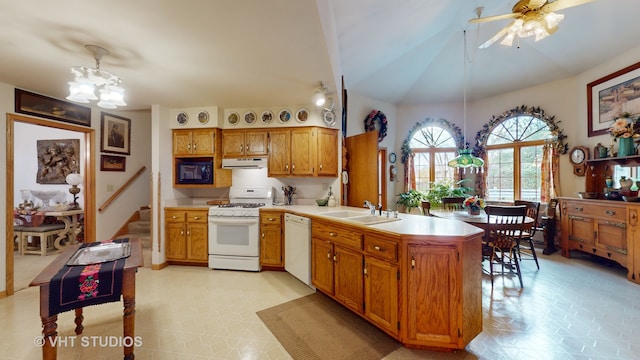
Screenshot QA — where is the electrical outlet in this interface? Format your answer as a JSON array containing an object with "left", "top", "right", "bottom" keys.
[{"left": 106, "top": 184, "right": 114, "bottom": 192}]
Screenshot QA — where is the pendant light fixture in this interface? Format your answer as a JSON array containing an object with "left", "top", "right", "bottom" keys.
[
  {"left": 66, "top": 45, "right": 126, "bottom": 109},
  {"left": 448, "top": 30, "right": 484, "bottom": 173}
]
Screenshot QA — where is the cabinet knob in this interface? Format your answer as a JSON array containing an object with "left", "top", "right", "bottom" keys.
[
  {"left": 193, "top": 216, "right": 200, "bottom": 220},
  {"left": 246, "top": 145, "right": 250, "bottom": 151},
  {"left": 319, "top": 164, "right": 323, "bottom": 170},
  {"left": 285, "top": 164, "right": 289, "bottom": 170},
  {"left": 193, "top": 144, "right": 197, "bottom": 150},
  {"left": 187, "top": 144, "right": 191, "bottom": 150},
  {"left": 262, "top": 232, "right": 265, "bottom": 238},
  {"left": 180, "top": 229, "right": 184, "bottom": 236},
  {"left": 268, "top": 218, "right": 275, "bottom": 221},
  {"left": 605, "top": 210, "right": 616, "bottom": 216},
  {"left": 327, "top": 251, "right": 331, "bottom": 259},
  {"left": 172, "top": 215, "right": 178, "bottom": 219},
  {"left": 329, "top": 232, "right": 337, "bottom": 237},
  {"left": 374, "top": 245, "right": 383, "bottom": 251},
  {"left": 575, "top": 206, "right": 583, "bottom": 212},
  {"left": 240, "top": 144, "right": 244, "bottom": 151},
  {"left": 292, "top": 164, "right": 295, "bottom": 170}
]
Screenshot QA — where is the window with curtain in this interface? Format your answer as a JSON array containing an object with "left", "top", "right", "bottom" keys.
[
  {"left": 401, "top": 118, "right": 464, "bottom": 192},
  {"left": 476, "top": 105, "right": 566, "bottom": 203}
]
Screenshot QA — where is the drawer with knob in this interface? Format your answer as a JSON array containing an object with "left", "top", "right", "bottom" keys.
[
  {"left": 312, "top": 221, "right": 362, "bottom": 250},
  {"left": 364, "top": 235, "right": 398, "bottom": 262}
]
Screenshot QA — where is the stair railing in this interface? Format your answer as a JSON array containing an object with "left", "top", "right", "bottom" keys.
[{"left": 98, "top": 166, "right": 147, "bottom": 212}]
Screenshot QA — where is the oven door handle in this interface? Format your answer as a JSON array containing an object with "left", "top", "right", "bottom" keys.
[{"left": 208, "top": 217, "right": 258, "bottom": 225}]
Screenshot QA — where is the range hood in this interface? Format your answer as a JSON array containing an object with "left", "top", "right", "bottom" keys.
[{"left": 221, "top": 158, "right": 268, "bottom": 169}]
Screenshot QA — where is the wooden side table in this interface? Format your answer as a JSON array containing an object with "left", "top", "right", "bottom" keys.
[{"left": 29, "top": 239, "right": 143, "bottom": 360}]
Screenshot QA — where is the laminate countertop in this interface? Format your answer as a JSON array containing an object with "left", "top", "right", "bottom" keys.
[{"left": 264, "top": 204, "right": 484, "bottom": 238}]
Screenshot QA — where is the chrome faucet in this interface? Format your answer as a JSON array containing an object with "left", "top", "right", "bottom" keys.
[{"left": 363, "top": 200, "right": 376, "bottom": 215}]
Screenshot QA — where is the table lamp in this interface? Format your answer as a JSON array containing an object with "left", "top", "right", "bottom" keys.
[{"left": 66, "top": 173, "right": 83, "bottom": 209}]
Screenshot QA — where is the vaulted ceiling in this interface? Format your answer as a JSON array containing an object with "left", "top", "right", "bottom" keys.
[{"left": 0, "top": 0, "right": 636, "bottom": 111}]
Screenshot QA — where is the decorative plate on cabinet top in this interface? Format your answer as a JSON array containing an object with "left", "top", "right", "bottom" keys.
[
  {"left": 261, "top": 110, "right": 273, "bottom": 124},
  {"left": 323, "top": 109, "right": 336, "bottom": 126},
  {"left": 244, "top": 111, "right": 256, "bottom": 124},
  {"left": 227, "top": 112, "right": 239, "bottom": 125},
  {"left": 296, "top": 108, "right": 309, "bottom": 123},
  {"left": 176, "top": 112, "right": 188, "bottom": 126},
  {"left": 197, "top": 111, "right": 209, "bottom": 124},
  {"left": 279, "top": 109, "right": 292, "bottom": 123}
]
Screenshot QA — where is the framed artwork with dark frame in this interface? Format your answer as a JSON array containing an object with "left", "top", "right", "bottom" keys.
[
  {"left": 100, "top": 112, "right": 131, "bottom": 155},
  {"left": 588, "top": 61, "right": 640, "bottom": 137},
  {"left": 100, "top": 154, "right": 126, "bottom": 172},
  {"left": 15, "top": 88, "right": 91, "bottom": 127}
]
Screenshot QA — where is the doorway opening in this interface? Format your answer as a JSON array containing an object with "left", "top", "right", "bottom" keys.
[{"left": 5, "top": 114, "right": 96, "bottom": 296}]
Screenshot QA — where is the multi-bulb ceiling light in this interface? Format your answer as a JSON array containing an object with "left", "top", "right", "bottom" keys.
[
  {"left": 312, "top": 81, "right": 328, "bottom": 107},
  {"left": 66, "top": 45, "right": 126, "bottom": 109},
  {"left": 499, "top": 11, "right": 564, "bottom": 46}
]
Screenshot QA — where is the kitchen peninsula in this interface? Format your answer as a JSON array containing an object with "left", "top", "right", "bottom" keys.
[{"left": 264, "top": 205, "right": 485, "bottom": 351}]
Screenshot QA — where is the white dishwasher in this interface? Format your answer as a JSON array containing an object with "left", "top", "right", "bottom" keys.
[{"left": 284, "top": 213, "right": 314, "bottom": 289}]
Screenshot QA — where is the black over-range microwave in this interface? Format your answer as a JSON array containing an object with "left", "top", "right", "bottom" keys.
[{"left": 175, "top": 157, "right": 213, "bottom": 185}]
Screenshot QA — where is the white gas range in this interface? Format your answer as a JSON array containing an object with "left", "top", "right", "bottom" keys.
[{"left": 208, "top": 186, "right": 273, "bottom": 271}]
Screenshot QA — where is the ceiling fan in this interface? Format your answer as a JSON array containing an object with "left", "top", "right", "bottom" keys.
[{"left": 470, "top": 0, "right": 594, "bottom": 48}]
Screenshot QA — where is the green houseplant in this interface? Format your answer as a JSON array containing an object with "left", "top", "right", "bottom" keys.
[
  {"left": 424, "top": 179, "right": 472, "bottom": 208},
  {"left": 396, "top": 189, "right": 426, "bottom": 213}
]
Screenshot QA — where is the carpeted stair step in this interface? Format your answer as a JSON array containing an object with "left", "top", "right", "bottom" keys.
[
  {"left": 128, "top": 220, "right": 150, "bottom": 234},
  {"left": 139, "top": 208, "right": 151, "bottom": 221}
]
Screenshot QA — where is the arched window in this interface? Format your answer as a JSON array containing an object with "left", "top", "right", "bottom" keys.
[
  {"left": 475, "top": 105, "right": 567, "bottom": 202},
  {"left": 401, "top": 118, "right": 463, "bottom": 192}
]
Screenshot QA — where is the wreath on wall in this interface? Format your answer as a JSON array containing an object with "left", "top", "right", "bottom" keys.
[{"left": 364, "top": 109, "right": 388, "bottom": 143}]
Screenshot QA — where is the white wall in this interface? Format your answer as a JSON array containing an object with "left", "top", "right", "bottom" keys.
[{"left": 13, "top": 123, "right": 85, "bottom": 208}]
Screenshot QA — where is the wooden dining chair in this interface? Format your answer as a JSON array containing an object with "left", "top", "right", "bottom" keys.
[
  {"left": 484, "top": 205, "right": 528, "bottom": 288},
  {"left": 441, "top": 197, "right": 464, "bottom": 211},
  {"left": 421, "top": 201, "right": 432, "bottom": 216},
  {"left": 537, "top": 198, "right": 559, "bottom": 254},
  {"left": 514, "top": 200, "right": 541, "bottom": 269}
]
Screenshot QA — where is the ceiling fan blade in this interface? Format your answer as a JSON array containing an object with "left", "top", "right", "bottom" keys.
[
  {"left": 544, "top": 0, "right": 594, "bottom": 12},
  {"left": 469, "top": 12, "right": 519, "bottom": 24},
  {"left": 479, "top": 25, "right": 511, "bottom": 49}
]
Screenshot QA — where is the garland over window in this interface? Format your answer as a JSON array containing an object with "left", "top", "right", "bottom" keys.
[
  {"left": 364, "top": 109, "right": 388, "bottom": 143},
  {"left": 400, "top": 118, "right": 464, "bottom": 163}
]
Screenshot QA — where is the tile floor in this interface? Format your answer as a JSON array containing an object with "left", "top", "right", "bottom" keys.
[{"left": 2, "top": 248, "right": 640, "bottom": 359}]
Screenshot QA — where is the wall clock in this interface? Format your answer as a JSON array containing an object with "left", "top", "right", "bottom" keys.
[
  {"left": 569, "top": 146, "right": 589, "bottom": 176},
  {"left": 389, "top": 152, "right": 396, "bottom": 164}
]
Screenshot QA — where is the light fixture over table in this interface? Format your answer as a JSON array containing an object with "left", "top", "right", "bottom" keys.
[
  {"left": 66, "top": 44, "right": 126, "bottom": 109},
  {"left": 448, "top": 30, "right": 484, "bottom": 173}
]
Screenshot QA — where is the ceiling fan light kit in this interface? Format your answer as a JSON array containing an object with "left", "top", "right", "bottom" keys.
[
  {"left": 472, "top": 0, "right": 593, "bottom": 48},
  {"left": 312, "top": 81, "right": 328, "bottom": 107},
  {"left": 66, "top": 44, "right": 126, "bottom": 109}
]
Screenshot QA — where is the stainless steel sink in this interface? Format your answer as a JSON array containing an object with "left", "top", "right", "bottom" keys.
[
  {"left": 345, "top": 215, "right": 401, "bottom": 225},
  {"left": 322, "top": 210, "right": 369, "bottom": 218}
]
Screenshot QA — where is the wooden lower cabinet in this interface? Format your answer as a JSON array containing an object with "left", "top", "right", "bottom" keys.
[
  {"left": 310, "top": 218, "right": 481, "bottom": 350},
  {"left": 364, "top": 256, "right": 398, "bottom": 337},
  {"left": 560, "top": 198, "right": 638, "bottom": 282},
  {"left": 164, "top": 208, "right": 208, "bottom": 265},
  {"left": 406, "top": 245, "right": 459, "bottom": 346},
  {"left": 260, "top": 211, "right": 283, "bottom": 268},
  {"left": 561, "top": 198, "right": 627, "bottom": 266}
]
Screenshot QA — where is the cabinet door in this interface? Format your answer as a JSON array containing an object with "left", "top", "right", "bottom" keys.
[
  {"left": 191, "top": 129, "right": 214, "bottom": 155},
  {"left": 365, "top": 256, "right": 398, "bottom": 336},
  {"left": 290, "top": 128, "right": 315, "bottom": 176},
  {"left": 222, "top": 130, "right": 246, "bottom": 157},
  {"left": 166, "top": 223, "right": 186, "bottom": 260},
  {"left": 173, "top": 131, "right": 193, "bottom": 155},
  {"left": 312, "top": 238, "right": 334, "bottom": 294},
  {"left": 334, "top": 245, "right": 364, "bottom": 314},
  {"left": 260, "top": 225, "right": 283, "bottom": 266},
  {"left": 407, "top": 245, "right": 459, "bottom": 346},
  {"left": 317, "top": 128, "right": 338, "bottom": 177},
  {"left": 568, "top": 215, "right": 595, "bottom": 246},
  {"left": 245, "top": 130, "right": 268, "bottom": 156},
  {"left": 187, "top": 222, "right": 208, "bottom": 261},
  {"left": 268, "top": 130, "right": 291, "bottom": 176}
]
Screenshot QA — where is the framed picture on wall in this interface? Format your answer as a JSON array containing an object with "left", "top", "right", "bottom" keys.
[
  {"left": 100, "top": 112, "right": 131, "bottom": 155},
  {"left": 100, "top": 154, "right": 126, "bottom": 172},
  {"left": 15, "top": 88, "right": 91, "bottom": 127},
  {"left": 588, "top": 61, "right": 640, "bottom": 137}
]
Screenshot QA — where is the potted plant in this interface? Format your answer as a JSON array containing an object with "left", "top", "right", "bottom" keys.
[
  {"left": 396, "top": 189, "right": 426, "bottom": 214},
  {"left": 424, "top": 179, "right": 472, "bottom": 208}
]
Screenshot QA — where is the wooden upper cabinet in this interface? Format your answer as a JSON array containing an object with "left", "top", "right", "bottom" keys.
[
  {"left": 290, "top": 128, "right": 316, "bottom": 176},
  {"left": 267, "top": 130, "right": 291, "bottom": 176},
  {"left": 268, "top": 127, "right": 337, "bottom": 178},
  {"left": 173, "top": 129, "right": 214, "bottom": 156},
  {"left": 222, "top": 129, "right": 268, "bottom": 158},
  {"left": 317, "top": 127, "right": 339, "bottom": 177}
]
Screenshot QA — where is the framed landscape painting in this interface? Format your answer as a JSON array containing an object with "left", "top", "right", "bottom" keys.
[{"left": 15, "top": 88, "right": 91, "bottom": 127}]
